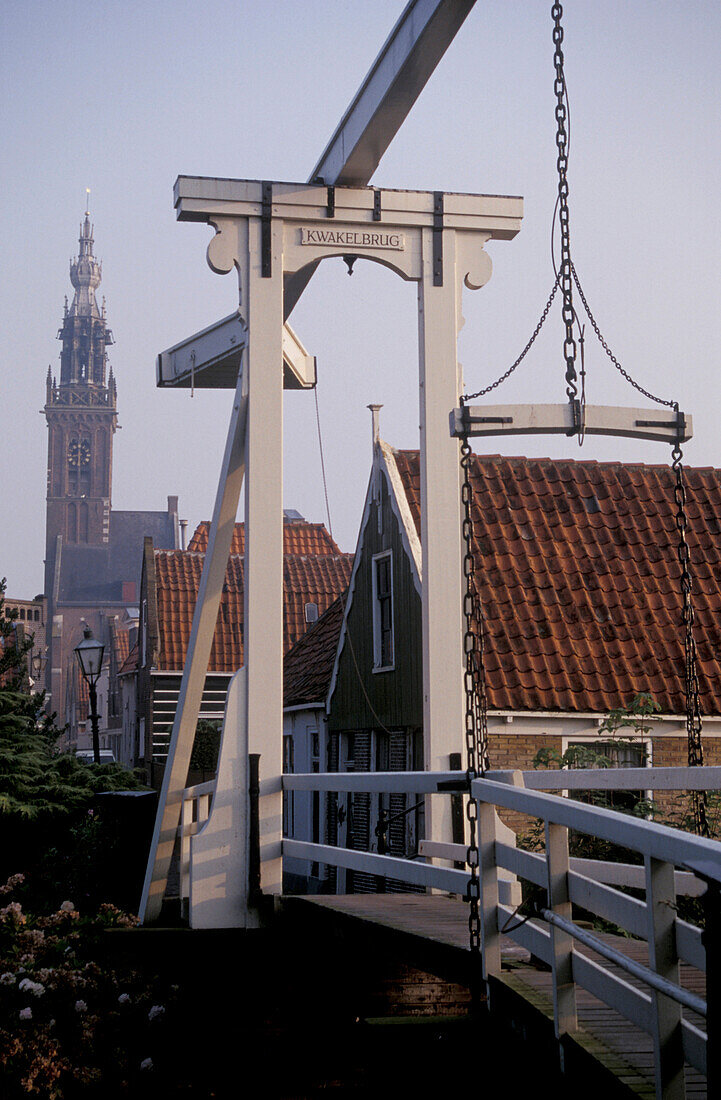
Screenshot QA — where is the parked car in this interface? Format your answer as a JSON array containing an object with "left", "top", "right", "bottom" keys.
[{"left": 75, "top": 749, "right": 116, "bottom": 765}]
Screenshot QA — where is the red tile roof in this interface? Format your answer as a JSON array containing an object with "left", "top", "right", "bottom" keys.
[
  {"left": 188, "top": 519, "right": 344, "bottom": 557},
  {"left": 284, "top": 593, "right": 347, "bottom": 708},
  {"left": 391, "top": 449, "right": 721, "bottom": 716},
  {"left": 154, "top": 549, "right": 352, "bottom": 672}
]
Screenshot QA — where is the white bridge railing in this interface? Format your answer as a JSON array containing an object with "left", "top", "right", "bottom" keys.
[{"left": 277, "top": 766, "right": 721, "bottom": 1099}]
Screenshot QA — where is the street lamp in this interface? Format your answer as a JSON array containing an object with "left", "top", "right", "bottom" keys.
[
  {"left": 31, "top": 649, "right": 47, "bottom": 691},
  {"left": 75, "top": 627, "right": 104, "bottom": 765}
]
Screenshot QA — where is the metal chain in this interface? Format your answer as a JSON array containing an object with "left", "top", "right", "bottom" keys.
[
  {"left": 671, "top": 436, "right": 710, "bottom": 836},
  {"left": 552, "top": 3, "right": 578, "bottom": 404},
  {"left": 462, "top": 279, "right": 560, "bottom": 403},
  {"left": 460, "top": 438, "right": 490, "bottom": 974}
]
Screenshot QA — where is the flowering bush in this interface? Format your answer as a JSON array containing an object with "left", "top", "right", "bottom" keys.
[{"left": 0, "top": 876, "right": 179, "bottom": 1097}]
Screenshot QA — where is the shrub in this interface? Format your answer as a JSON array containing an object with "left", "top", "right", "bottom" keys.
[{"left": 0, "top": 875, "right": 180, "bottom": 1098}]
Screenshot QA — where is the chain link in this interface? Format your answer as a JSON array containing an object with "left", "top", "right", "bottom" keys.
[
  {"left": 671, "top": 440, "right": 710, "bottom": 836},
  {"left": 460, "top": 438, "right": 490, "bottom": 970},
  {"left": 552, "top": 3, "right": 578, "bottom": 402}
]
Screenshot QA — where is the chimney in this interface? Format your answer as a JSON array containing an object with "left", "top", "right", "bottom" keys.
[
  {"left": 179, "top": 519, "right": 188, "bottom": 551},
  {"left": 367, "top": 404, "right": 383, "bottom": 448}
]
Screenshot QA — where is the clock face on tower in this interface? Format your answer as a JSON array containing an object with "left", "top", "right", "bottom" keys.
[{"left": 67, "top": 438, "right": 91, "bottom": 467}]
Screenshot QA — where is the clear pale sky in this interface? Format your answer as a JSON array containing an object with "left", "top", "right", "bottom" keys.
[{"left": 2, "top": 1, "right": 720, "bottom": 597}]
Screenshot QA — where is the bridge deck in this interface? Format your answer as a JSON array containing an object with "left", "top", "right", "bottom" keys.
[{"left": 288, "top": 893, "right": 706, "bottom": 1098}]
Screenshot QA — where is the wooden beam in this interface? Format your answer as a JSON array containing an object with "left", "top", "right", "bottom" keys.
[
  {"left": 310, "top": 0, "right": 477, "bottom": 189},
  {"left": 450, "top": 403, "right": 693, "bottom": 445},
  {"left": 156, "top": 313, "right": 315, "bottom": 391}
]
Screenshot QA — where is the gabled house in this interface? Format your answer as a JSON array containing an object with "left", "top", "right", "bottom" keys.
[
  {"left": 133, "top": 513, "right": 352, "bottom": 786},
  {"left": 282, "top": 437, "right": 721, "bottom": 890}
]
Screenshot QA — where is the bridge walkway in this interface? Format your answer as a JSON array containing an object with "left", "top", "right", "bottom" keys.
[{"left": 283, "top": 893, "right": 707, "bottom": 1098}]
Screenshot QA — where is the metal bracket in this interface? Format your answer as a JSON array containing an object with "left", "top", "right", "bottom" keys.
[
  {"left": 567, "top": 398, "right": 582, "bottom": 437},
  {"left": 373, "top": 189, "right": 382, "bottom": 221},
  {"left": 326, "top": 185, "right": 335, "bottom": 218},
  {"left": 261, "top": 181, "right": 272, "bottom": 278},
  {"left": 436, "top": 777, "right": 468, "bottom": 792},
  {"left": 433, "top": 191, "right": 444, "bottom": 286}
]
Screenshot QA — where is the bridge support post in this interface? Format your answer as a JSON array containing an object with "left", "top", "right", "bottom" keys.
[
  {"left": 645, "top": 856, "right": 685, "bottom": 1099},
  {"left": 418, "top": 225, "right": 466, "bottom": 848}
]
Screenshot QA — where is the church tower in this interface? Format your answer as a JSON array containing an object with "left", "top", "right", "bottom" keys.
[
  {"left": 43, "top": 206, "right": 180, "bottom": 747},
  {"left": 45, "top": 207, "right": 117, "bottom": 556}
]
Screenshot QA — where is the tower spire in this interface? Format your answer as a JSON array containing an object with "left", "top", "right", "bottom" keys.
[{"left": 54, "top": 207, "right": 114, "bottom": 392}]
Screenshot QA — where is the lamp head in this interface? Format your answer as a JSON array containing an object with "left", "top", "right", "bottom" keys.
[{"left": 75, "top": 627, "right": 104, "bottom": 685}]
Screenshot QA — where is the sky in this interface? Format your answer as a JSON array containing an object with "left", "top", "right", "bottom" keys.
[{"left": 2, "top": 1, "right": 720, "bottom": 597}]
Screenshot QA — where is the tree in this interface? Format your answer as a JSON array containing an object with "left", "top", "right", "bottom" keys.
[{"left": 0, "top": 578, "right": 32, "bottom": 692}]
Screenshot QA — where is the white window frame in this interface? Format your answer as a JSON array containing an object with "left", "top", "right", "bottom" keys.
[
  {"left": 561, "top": 733, "right": 653, "bottom": 806},
  {"left": 371, "top": 550, "right": 395, "bottom": 672}
]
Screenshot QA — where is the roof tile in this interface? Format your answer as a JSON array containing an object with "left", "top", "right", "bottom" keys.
[
  {"left": 392, "top": 449, "right": 721, "bottom": 716},
  {"left": 154, "top": 548, "right": 352, "bottom": 673}
]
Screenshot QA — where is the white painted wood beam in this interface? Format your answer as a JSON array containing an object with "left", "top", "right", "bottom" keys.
[
  {"left": 450, "top": 403, "right": 693, "bottom": 444},
  {"left": 139, "top": 374, "right": 248, "bottom": 924},
  {"left": 310, "top": 0, "right": 477, "bottom": 189},
  {"left": 156, "top": 313, "right": 315, "bottom": 392}
]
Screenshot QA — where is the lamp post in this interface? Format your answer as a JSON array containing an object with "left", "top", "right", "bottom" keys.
[
  {"left": 75, "top": 628, "right": 104, "bottom": 765},
  {"left": 31, "top": 649, "right": 47, "bottom": 695}
]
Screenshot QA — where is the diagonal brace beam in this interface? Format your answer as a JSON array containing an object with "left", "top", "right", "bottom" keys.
[{"left": 139, "top": 371, "right": 248, "bottom": 923}]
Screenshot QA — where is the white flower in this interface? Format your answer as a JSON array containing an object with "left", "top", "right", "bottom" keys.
[
  {"left": 0, "top": 973, "right": 16, "bottom": 986},
  {"left": 19, "top": 1007, "right": 32, "bottom": 1021},
  {"left": 118, "top": 993, "right": 130, "bottom": 1005},
  {"left": 140, "top": 1058, "right": 153, "bottom": 1072},
  {"left": 74, "top": 999, "right": 87, "bottom": 1013},
  {"left": 18, "top": 978, "right": 45, "bottom": 997},
  {"left": 148, "top": 1004, "right": 165, "bottom": 1021},
  {"left": 60, "top": 901, "right": 75, "bottom": 912}
]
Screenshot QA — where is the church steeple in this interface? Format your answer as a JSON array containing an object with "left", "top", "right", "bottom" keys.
[
  {"left": 44, "top": 205, "right": 118, "bottom": 554},
  {"left": 52, "top": 199, "right": 114, "bottom": 394}
]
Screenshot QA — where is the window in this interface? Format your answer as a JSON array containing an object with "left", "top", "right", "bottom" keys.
[
  {"left": 566, "top": 738, "right": 650, "bottom": 812},
  {"left": 372, "top": 552, "right": 394, "bottom": 670}
]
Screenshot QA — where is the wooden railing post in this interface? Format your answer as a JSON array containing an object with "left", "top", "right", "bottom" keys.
[
  {"left": 478, "top": 799, "right": 501, "bottom": 980},
  {"left": 545, "top": 821, "right": 577, "bottom": 1037},
  {"left": 645, "top": 856, "right": 685, "bottom": 1099}
]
